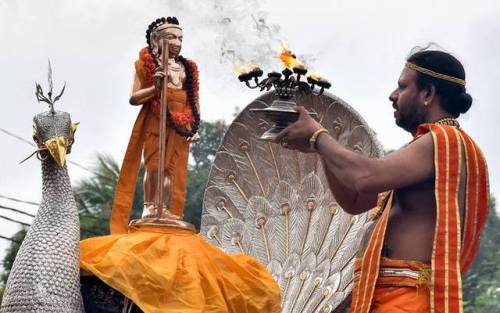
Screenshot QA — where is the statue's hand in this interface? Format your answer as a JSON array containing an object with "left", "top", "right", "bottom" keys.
[
  {"left": 153, "top": 69, "right": 167, "bottom": 90},
  {"left": 187, "top": 132, "right": 200, "bottom": 143}
]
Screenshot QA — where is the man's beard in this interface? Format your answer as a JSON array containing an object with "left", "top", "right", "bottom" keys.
[{"left": 394, "top": 98, "right": 428, "bottom": 134}]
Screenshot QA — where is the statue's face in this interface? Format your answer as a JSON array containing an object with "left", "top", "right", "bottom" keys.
[{"left": 151, "top": 26, "right": 183, "bottom": 58}]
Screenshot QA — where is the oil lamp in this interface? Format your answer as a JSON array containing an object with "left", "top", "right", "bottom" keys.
[{"left": 236, "top": 44, "right": 331, "bottom": 140}]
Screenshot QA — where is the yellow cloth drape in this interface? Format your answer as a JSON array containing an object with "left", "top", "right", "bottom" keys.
[{"left": 80, "top": 226, "right": 281, "bottom": 313}]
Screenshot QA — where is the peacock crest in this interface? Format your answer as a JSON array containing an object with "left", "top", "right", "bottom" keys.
[
  {"left": 19, "top": 60, "right": 77, "bottom": 167},
  {"left": 201, "top": 90, "right": 383, "bottom": 312},
  {"left": 35, "top": 60, "right": 66, "bottom": 115}
]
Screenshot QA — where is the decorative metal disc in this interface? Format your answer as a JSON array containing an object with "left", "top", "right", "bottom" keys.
[{"left": 201, "top": 90, "right": 383, "bottom": 312}]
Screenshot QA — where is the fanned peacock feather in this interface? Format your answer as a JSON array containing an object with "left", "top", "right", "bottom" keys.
[{"left": 201, "top": 90, "right": 383, "bottom": 312}]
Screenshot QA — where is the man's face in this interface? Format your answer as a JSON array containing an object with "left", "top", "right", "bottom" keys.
[
  {"left": 389, "top": 69, "right": 428, "bottom": 134},
  {"left": 154, "top": 27, "right": 183, "bottom": 58}
]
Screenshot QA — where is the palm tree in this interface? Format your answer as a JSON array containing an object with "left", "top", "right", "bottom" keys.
[
  {"left": 75, "top": 154, "right": 144, "bottom": 238},
  {"left": 0, "top": 120, "right": 226, "bottom": 303}
]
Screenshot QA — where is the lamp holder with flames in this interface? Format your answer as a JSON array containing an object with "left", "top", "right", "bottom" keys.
[{"left": 237, "top": 58, "right": 331, "bottom": 141}]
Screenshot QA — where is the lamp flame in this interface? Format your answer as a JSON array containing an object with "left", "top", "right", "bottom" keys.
[
  {"left": 307, "top": 71, "right": 322, "bottom": 81},
  {"left": 234, "top": 62, "right": 259, "bottom": 75},
  {"left": 277, "top": 41, "right": 305, "bottom": 69}
]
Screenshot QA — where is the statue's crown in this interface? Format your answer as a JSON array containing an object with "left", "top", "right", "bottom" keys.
[{"left": 146, "top": 17, "right": 181, "bottom": 46}]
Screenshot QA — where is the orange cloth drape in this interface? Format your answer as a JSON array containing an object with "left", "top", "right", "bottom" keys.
[
  {"left": 143, "top": 88, "right": 190, "bottom": 217},
  {"left": 110, "top": 57, "right": 194, "bottom": 234},
  {"left": 80, "top": 226, "right": 281, "bottom": 313},
  {"left": 350, "top": 124, "right": 489, "bottom": 313}
]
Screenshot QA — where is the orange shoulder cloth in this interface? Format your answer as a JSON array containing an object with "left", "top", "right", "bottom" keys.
[{"left": 350, "top": 123, "right": 489, "bottom": 313}]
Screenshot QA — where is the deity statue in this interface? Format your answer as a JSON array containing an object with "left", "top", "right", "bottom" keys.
[
  {"left": 2, "top": 18, "right": 282, "bottom": 313},
  {"left": 110, "top": 16, "right": 200, "bottom": 233}
]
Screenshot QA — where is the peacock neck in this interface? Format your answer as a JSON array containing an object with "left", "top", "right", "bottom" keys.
[{"left": 41, "top": 157, "right": 73, "bottom": 205}]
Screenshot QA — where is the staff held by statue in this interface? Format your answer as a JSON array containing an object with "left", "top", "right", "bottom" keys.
[{"left": 156, "top": 37, "right": 170, "bottom": 217}]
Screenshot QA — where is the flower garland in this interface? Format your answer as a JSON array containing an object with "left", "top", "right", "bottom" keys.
[{"left": 139, "top": 47, "right": 200, "bottom": 138}]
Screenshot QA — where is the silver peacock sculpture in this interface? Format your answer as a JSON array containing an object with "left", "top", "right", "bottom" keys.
[
  {"left": 201, "top": 90, "right": 383, "bottom": 313},
  {"left": 0, "top": 64, "right": 84, "bottom": 312}
]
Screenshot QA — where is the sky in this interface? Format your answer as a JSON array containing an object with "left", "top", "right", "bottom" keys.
[{"left": 0, "top": 0, "right": 499, "bottom": 259}]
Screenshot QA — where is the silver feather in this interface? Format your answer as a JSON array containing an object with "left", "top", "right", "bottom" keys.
[
  {"left": 203, "top": 185, "right": 243, "bottom": 221},
  {"left": 221, "top": 218, "right": 246, "bottom": 254},
  {"left": 201, "top": 90, "right": 383, "bottom": 312}
]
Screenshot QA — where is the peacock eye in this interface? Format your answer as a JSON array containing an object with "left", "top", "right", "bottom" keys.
[{"left": 32, "top": 122, "right": 40, "bottom": 142}]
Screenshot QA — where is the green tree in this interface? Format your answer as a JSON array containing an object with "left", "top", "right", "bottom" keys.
[
  {"left": 0, "top": 228, "right": 27, "bottom": 287},
  {"left": 191, "top": 120, "right": 227, "bottom": 169},
  {"left": 75, "top": 154, "right": 144, "bottom": 238},
  {"left": 184, "top": 120, "right": 227, "bottom": 230},
  {"left": 463, "top": 196, "right": 500, "bottom": 312}
]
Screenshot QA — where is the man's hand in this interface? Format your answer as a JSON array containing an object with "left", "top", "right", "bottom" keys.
[
  {"left": 274, "top": 106, "right": 323, "bottom": 153},
  {"left": 187, "top": 132, "right": 200, "bottom": 143}
]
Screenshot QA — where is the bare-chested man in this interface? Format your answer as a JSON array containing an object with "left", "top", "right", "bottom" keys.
[{"left": 277, "top": 49, "right": 489, "bottom": 313}]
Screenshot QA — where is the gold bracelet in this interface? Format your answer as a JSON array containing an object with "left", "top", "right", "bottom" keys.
[{"left": 309, "top": 128, "right": 328, "bottom": 151}]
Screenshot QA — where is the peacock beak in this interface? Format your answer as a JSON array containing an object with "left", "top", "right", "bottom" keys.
[{"left": 44, "top": 136, "right": 68, "bottom": 167}]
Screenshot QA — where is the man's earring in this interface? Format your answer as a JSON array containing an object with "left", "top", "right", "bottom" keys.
[{"left": 424, "top": 101, "right": 429, "bottom": 106}]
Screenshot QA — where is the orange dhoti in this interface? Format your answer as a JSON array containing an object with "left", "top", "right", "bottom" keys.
[
  {"left": 143, "top": 88, "right": 191, "bottom": 217},
  {"left": 80, "top": 226, "right": 281, "bottom": 313},
  {"left": 351, "top": 257, "right": 431, "bottom": 313},
  {"left": 110, "top": 87, "right": 193, "bottom": 234}
]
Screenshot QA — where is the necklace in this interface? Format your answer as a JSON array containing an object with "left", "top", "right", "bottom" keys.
[
  {"left": 140, "top": 47, "right": 200, "bottom": 138},
  {"left": 435, "top": 117, "right": 460, "bottom": 128},
  {"left": 167, "top": 59, "right": 185, "bottom": 89}
]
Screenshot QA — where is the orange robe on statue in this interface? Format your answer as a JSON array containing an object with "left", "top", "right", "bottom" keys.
[
  {"left": 349, "top": 123, "right": 489, "bottom": 313},
  {"left": 110, "top": 49, "right": 195, "bottom": 234},
  {"left": 80, "top": 49, "right": 282, "bottom": 313},
  {"left": 143, "top": 88, "right": 190, "bottom": 216}
]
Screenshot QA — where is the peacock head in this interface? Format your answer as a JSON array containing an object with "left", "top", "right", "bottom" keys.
[
  {"left": 27, "top": 61, "right": 77, "bottom": 167},
  {"left": 32, "top": 111, "right": 78, "bottom": 167}
]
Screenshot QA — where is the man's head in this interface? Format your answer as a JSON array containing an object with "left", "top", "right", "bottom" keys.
[
  {"left": 146, "top": 17, "right": 183, "bottom": 59},
  {"left": 389, "top": 48, "right": 472, "bottom": 133}
]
